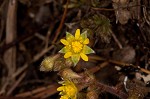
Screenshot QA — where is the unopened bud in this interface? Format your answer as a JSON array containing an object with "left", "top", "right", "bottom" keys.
[
  {"left": 59, "top": 68, "right": 81, "bottom": 80},
  {"left": 40, "top": 54, "right": 60, "bottom": 71},
  {"left": 53, "top": 57, "right": 73, "bottom": 71}
]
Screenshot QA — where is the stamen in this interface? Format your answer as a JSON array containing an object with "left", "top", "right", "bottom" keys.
[{"left": 71, "top": 41, "right": 83, "bottom": 53}]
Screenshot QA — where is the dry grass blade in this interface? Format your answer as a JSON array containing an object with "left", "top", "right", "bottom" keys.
[{"left": 1, "top": 0, "right": 17, "bottom": 95}]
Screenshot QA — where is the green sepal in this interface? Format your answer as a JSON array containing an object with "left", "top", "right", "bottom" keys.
[
  {"left": 59, "top": 47, "right": 68, "bottom": 53},
  {"left": 82, "top": 45, "right": 95, "bottom": 54},
  {"left": 71, "top": 54, "right": 80, "bottom": 66},
  {"left": 80, "top": 30, "right": 87, "bottom": 42},
  {"left": 66, "top": 32, "right": 74, "bottom": 42}
]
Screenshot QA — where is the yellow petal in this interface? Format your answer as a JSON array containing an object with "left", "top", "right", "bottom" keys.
[
  {"left": 80, "top": 53, "right": 88, "bottom": 61},
  {"left": 60, "top": 95, "right": 68, "bottom": 99},
  {"left": 57, "top": 86, "right": 64, "bottom": 91},
  {"left": 60, "top": 39, "right": 69, "bottom": 45},
  {"left": 64, "top": 52, "right": 72, "bottom": 58},
  {"left": 75, "top": 29, "right": 80, "bottom": 39},
  {"left": 83, "top": 38, "right": 89, "bottom": 44}
]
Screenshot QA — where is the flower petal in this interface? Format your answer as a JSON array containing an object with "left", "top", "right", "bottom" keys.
[
  {"left": 57, "top": 86, "right": 64, "bottom": 91},
  {"left": 60, "top": 39, "right": 69, "bottom": 45},
  {"left": 83, "top": 38, "right": 89, "bottom": 44},
  {"left": 82, "top": 45, "right": 95, "bottom": 54},
  {"left": 59, "top": 46, "right": 69, "bottom": 53},
  {"left": 66, "top": 32, "right": 74, "bottom": 42},
  {"left": 80, "top": 53, "right": 88, "bottom": 61},
  {"left": 60, "top": 95, "right": 68, "bottom": 99},
  {"left": 71, "top": 54, "right": 80, "bottom": 66},
  {"left": 64, "top": 52, "right": 72, "bottom": 58},
  {"left": 75, "top": 29, "right": 80, "bottom": 39}
]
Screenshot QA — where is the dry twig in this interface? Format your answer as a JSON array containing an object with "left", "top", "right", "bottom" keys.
[{"left": 52, "top": 0, "right": 69, "bottom": 43}]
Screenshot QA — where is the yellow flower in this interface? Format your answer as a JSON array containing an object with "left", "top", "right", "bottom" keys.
[
  {"left": 57, "top": 80, "right": 78, "bottom": 99},
  {"left": 59, "top": 29, "right": 95, "bottom": 65}
]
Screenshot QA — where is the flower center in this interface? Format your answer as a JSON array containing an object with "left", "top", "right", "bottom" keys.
[{"left": 71, "top": 41, "right": 83, "bottom": 53}]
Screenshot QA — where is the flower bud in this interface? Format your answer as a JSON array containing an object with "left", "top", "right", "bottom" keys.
[
  {"left": 59, "top": 68, "right": 81, "bottom": 80},
  {"left": 53, "top": 56, "right": 66, "bottom": 71},
  {"left": 53, "top": 56, "right": 74, "bottom": 71},
  {"left": 40, "top": 54, "right": 60, "bottom": 71}
]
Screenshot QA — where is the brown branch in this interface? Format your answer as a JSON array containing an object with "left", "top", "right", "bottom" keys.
[
  {"left": 0, "top": 96, "right": 38, "bottom": 99},
  {"left": 80, "top": 62, "right": 128, "bottom": 99},
  {"left": 7, "top": 72, "right": 26, "bottom": 96},
  {"left": 33, "top": 83, "right": 59, "bottom": 98},
  {"left": 91, "top": 5, "right": 148, "bottom": 11},
  {"left": 96, "top": 81, "right": 128, "bottom": 99},
  {"left": 4, "top": 0, "right": 17, "bottom": 76},
  {"left": 1, "top": 44, "right": 54, "bottom": 95},
  {"left": 111, "top": 32, "right": 123, "bottom": 49},
  {"left": 52, "top": 0, "right": 69, "bottom": 43},
  {"left": 90, "top": 55, "right": 150, "bottom": 74},
  {"left": 12, "top": 45, "right": 54, "bottom": 79},
  {"left": 14, "top": 61, "right": 128, "bottom": 99},
  {"left": 1, "top": 0, "right": 17, "bottom": 95},
  {"left": 92, "top": 7, "right": 115, "bottom": 11},
  {"left": 0, "top": 31, "right": 38, "bottom": 55},
  {"left": 15, "top": 83, "right": 59, "bottom": 98}
]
